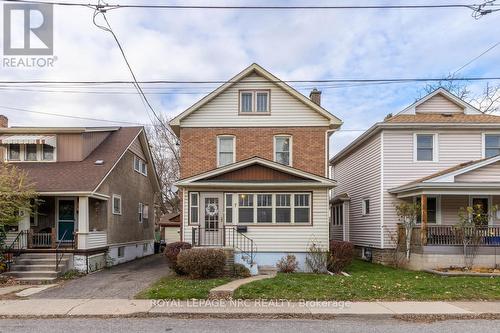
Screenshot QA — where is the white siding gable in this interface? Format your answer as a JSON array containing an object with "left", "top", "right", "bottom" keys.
[
  {"left": 415, "top": 94, "right": 464, "bottom": 114},
  {"left": 181, "top": 74, "right": 330, "bottom": 128}
]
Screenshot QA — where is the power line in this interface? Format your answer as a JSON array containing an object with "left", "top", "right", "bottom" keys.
[{"left": 453, "top": 40, "right": 500, "bottom": 75}]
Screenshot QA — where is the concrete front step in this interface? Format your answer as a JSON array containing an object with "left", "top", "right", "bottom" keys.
[
  {"left": 5, "top": 270, "right": 61, "bottom": 279},
  {"left": 9, "top": 264, "right": 60, "bottom": 271},
  {"left": 14, "top": 277, "right": 58, "bottom": 284},
  {"left": 257, "top": 265, "right": 278, "bottom": 276},
  {"left": 15, "top": 258, "right": 68, "bottom": 265},
  {"left": 17, "top": 253, "right": 58, "bottom": 259}
]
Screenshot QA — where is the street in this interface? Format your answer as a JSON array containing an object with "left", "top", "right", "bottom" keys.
[{"left": 0, "top": 318, "right": 498, "bottom": 333}]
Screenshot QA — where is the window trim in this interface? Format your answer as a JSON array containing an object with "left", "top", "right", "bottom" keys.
[
  {"left": 273, "top": 135, "right": 293, "bottom": 166},
  {"left": 482, "top": 132, "right": 500, "bottom": 159},
  {"left": 112, "top": 194, "right": 122, "bottom": 215},
  {"left": 224, "top": 193, "right": 234, "bottom": 224},
  {"left": 5, "top": 143, "right": 56, "bottom": 162},
  {"left": 413, "top": 133, "right": 438, "bottom": 162},
  {"left": 234, "top": 192, "right": 312, "bottom": 225},
  {"left": 133, "top": 155, "right": 148, "bottom": 176},
  {"left": 362, "top": 198, "right": 370, "bottom": 216},
  {"left": 217, "top": 135, "right": 236, "bottom": 167},
  {"left": 189, "top": 192, "right": 199, "bottom": 225},
  {"left": 238, "top": 89, "right": 271, "bottom": 115}
]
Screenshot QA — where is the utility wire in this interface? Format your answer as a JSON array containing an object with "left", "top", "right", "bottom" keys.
[
  {"left": 92, "top": 2, "right": 180, "bottom": 165},
  {"left": 452, "top": 40, "right": 500, "bottom": 75}
]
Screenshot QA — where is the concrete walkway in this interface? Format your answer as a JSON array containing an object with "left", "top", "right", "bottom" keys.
[
  {"left": 209, "top": 275, "right": 273, "bottom": 299},
  {"left": 0, "top": 299, "right": 498, "bottom": 317},
  {"left": 30, "top": 254, "right": 170, "bottom": 299}
]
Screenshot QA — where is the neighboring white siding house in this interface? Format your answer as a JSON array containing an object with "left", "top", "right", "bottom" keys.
[{"left": 330, "top": 88, "right": 500, "bottom": 266}]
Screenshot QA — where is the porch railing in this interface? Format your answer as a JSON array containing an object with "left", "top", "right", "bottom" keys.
[
  {"left": 2, "top": 231, "right": 28, "bottom": 272},
  {"left": 191, "top": 226, "right": 257, "bottom": 265},
  {"left": 401, "top": 225, "right": 500, "bottom": 246},
  {"left": 31, "top": 232, "right": 52, "bottom": 248}
]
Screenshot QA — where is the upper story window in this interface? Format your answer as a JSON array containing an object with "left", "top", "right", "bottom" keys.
[
  {"left": 112, "top": 194, "right": 122, "bottom": 215},
  {"left": 239, "top": 90, "right": 270, "bottom": 114},
  {"left": 414, "top": 133, "right": 437, "bottom": 162},
  {"left": 5, "top": 143, "right": 55, "bottom": 162},
  {"left": 484, "top": 134, "right": 500, "bottom": 158},
  {"left": 217, "top": 135, "right": 235, "bottom": 167},
  {"left": 274, "top": 135, "right": 292, "bottom": 166},
  {"left": 133, "top": 155, "right": 147, "bottom": 176}
]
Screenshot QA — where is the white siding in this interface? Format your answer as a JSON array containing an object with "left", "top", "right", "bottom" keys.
[
  {"left": 456, "top": 161, "right": 500, "bottom": 182},
  {"left": 333, "top": 134, "right": 382, "bottom": 248},
  {"left": 415, "top": 94, "right": 465, "bottom": 114},
  {"left": 181, "top": 74, "right": 330, "bottom": 128},
  {"left": 382, "top": 129, "right": 484, "bottom": 246},
  {"left": 164, "top": 227, "right": 180, "bottom": 243},
  {"left": 182, "top": 188, "right": 330, "bottom": 252}
]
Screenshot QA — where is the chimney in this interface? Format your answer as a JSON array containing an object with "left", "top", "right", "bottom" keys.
[
  {"left": 0, "top": 115, "right": 8, "bottom": 128},
  {"left": 309, "top": 88, "right": 321, "bottom": 106}
]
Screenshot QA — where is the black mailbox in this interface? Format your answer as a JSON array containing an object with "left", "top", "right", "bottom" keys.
[{"left": 236, "top": 225, "right": 248, "bottom": 233}]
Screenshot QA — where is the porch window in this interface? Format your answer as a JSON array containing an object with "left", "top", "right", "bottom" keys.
[
  {"left": 275, "top": 194, "right": 291, "bottom": 223},
  {"left": 274, "top": 135, "right": 292, "bottom": 166},
  {"left": 189, "top": 192, "right": 199, "bottom": 224},
  {"left": 238, "top": 194, "right": 254, "bottom": 223},
  {"left": 484, "top": 134, "right": 500, "bottom": 158},
  {"left": 257, "top": 194, "right": 273, "bottom": 223},
  {"left": 25, "top": 144, "right": 37, "bottom": 161},
  {"left": 8, "top": 144, "right": 20, "bottom": 160},
  {"left": 112, "top": 194, "right": 122, "bottom": 215},
  {"left": 217, "top": 136, "right": 235, "bottom": 167},
  {"left": 42, "top": 144, "right": 54, "bottom": 161},
  {"left": 332, "top": 204, "right": 343, "bottom": 226},
  {"left": 415, "top": 134, "right": 436, "bottom": 162},
  {"left": 225, "top": 193, "right": 233, "bottom": 224},
  {"left": 416, "top": 197, "right": 437, "bottom": 224},
  {"left": 294, "top": 194, "right": 310, "bottom": 223}
]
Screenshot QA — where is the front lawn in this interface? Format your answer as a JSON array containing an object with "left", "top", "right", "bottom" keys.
[
  {"left": 136, "top": 275, "right": 232, "bottom": 300},
  {"left": 234, "top": 260, "right": 500, "bottom": 301}
]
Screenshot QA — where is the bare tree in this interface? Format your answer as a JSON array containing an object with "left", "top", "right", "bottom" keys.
[
  {"left": 421, "top": 77, "right": 500, "bottom": 114},
  {"left": 146, "top": 114, "right": 180, "bottom": 215}
]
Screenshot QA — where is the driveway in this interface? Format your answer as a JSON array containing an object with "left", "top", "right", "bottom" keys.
[{"left": 31, "top": 254, "right": 170, "bottom": 299}]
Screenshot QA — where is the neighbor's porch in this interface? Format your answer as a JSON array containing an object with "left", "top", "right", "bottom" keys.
[{"left": 5, "top": 195, "right": 108, "bottom": 252}]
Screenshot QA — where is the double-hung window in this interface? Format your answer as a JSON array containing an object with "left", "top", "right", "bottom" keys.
[
  {"left": 257, "top": 194, "right": 273, "bottom": 223},
  {"left": 275, "top": 194, "right": 291, "bottom": 223},
  {"left": 8, "top": 144, "right": 20, "bottom": 161},
  {"left": 25, "top": 144, "right": 37, "bottom": 161},
  {"left": 415, "top": 134, "right": 436, "bottom": 162},
  {"left": 133, "top": 155, "right": 148, "bottom": 176},
  {"left": 217, "top": 136, "right": 235, "bottom": 167},
  {"left": 274, "top": 135, "right": 292, "bottom": 166},
  {"left": 484, "top": 134, "right": 500, "bottom": 158},
  {"left": 239, "top": 90, "right": 270, "bottom": 113},
  {"left": 190, "top": 192, "right": 199, "bottom": 224},
  {"left": 112, "top": 194, "right": 122, "bottom": 215},
  {"left": 238, "top": 194, "right": 254, "bottom": 223},
  {"left": 294, "top": 194, "right": 310, "bottom": 223}
]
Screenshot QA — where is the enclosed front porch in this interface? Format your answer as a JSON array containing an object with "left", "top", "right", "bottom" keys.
[{"left": 5, "top": 195, "right": 108, "bottom": 252}]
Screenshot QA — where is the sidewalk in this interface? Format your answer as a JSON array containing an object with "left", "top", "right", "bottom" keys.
[{"left": 0, "top": 299, "right": 499, "bottom": 318}]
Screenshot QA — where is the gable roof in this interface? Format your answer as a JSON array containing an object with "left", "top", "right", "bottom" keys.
[
  {"left": 11, "top": 127, "right": 161, "bottom": 194},
  {"left": 176, "top": 156, "right": 336, "bottom": 188},
  {"left": 169, "top": 63, "right": 342, "bottom": 135},
  {"left": 389, "top": 155, "right": 500, "bottom": 194},
  {"left": 330, "top": 89, "right": 500, "bottom": 165},
  {"left": 397, "top": 88, "right": 482, "bottom": 115}
]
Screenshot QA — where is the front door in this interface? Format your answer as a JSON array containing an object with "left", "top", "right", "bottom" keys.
[
  {"left": 200, "top": 193, "right": 223, "bottom": 246},
  {"left": 57, "top": 198, "right": 76, "bottom": 242}
]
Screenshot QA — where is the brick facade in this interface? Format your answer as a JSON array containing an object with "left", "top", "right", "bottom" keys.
[{"left": 180, "top": 126, "right": 328, "bottom": 178}]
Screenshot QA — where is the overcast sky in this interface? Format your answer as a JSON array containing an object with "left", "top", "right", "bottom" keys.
[{"left": 1, "top": 0, "right": 499, "bottom": 156}]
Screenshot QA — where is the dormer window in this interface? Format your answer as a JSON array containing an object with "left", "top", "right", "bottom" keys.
[
  {"left": 4, "top": 143, "right": 55, "bottom": 162},
  {"left": 25, "top": 144, "right": 37, "bottom": 161},
  {"left": 239, "top": 90, "right": 270, "bottom": 114},
  {"left": 8, "top": 144, "right": 20, "bottom": 160},
  {"left": 42, "top": 144, "right": 54, "bottom": 161}
]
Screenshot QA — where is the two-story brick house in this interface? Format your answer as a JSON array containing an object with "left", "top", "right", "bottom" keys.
[
  {"left": 170, "top": 64, "right": 342, "bottom": 271},
  {"left": 330, "top": 88, "right": 500, "bottom": 269},
  {"left": 1, "top": 119, "right": 160, "bottom": 281}
]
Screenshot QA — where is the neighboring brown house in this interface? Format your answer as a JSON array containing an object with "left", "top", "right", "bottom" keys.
[
  {"left": 158, "top": 213, "right": 181, "bottom": 244},
  {"left": 1, "top": 117, "right": 160, "bottom": 281},
  {"left": 170, "top": 64, "right": 341, "bottom": 272}
]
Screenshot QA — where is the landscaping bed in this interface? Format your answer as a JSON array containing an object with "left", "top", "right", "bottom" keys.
[
  {"left": 234, "top": 260, "right": 500, "bottom": 301},
  {"left": 136, "top": 275, "right": 232, "bottom": 300}
]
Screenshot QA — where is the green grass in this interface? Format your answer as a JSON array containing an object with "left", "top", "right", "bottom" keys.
[
  {"left": 234, "top": 260, "right": 500, "bottom": 301},
  {"left": 136, "top": 275, "right": 232, "bottom": 300}
]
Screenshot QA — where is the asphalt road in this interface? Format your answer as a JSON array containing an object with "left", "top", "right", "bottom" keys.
[
  {"left": 31, "top": 254, "right": 170, "bottom": 299},
  {"left": 0, "top": 318, "right": 498, "bottom": 333}
]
